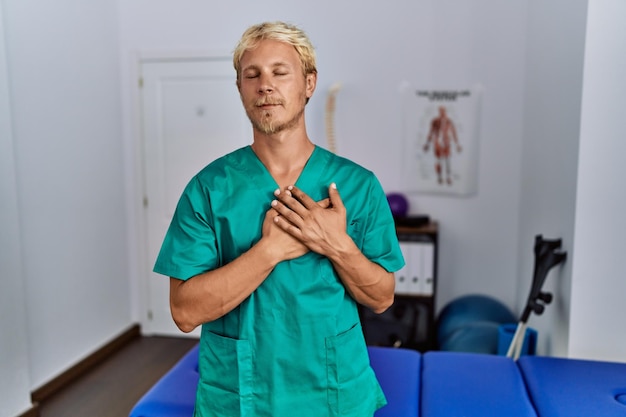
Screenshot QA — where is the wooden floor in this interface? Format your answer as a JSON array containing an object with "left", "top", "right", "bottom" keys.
[{"left": 38, "top": 335, "right": 199, "bottom": 417}]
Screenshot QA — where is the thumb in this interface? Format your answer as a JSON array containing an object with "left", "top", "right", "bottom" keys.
[{"left": 328, "top": 183, "right": 344, "bottom": 209}]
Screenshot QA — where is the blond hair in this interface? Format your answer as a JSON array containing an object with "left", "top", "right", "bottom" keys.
[{"left": 233, "top": 21, "right": 317, "bottom": 83}]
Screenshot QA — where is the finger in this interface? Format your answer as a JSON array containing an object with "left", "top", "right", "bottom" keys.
[
  {"left": 262, "top": 207, "right": 280, "bottom": 235},
  {"left": 328, "top": 183, "right": 345, "bottom": 210},
  {"left": 317, "top": 198, "right": 331, "bottom": 209},
  {"left": 273, "top": 188, "right": 304, "bottom": 212},
  {"left": 272, "top": 212, "right": 303, "bottom": 237},
  {"left": 271, "top": 197, "right": 304, "bottom": 226},
  {"left": 285, "top": 185, "right": 317, "bottom": 209},
  {"left": 266, "top": 207, "right": 279, "bottom": 216}
]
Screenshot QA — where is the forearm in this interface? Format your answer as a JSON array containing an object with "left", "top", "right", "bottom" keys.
[
  {"left": 169, "top": 237, "right": 280, "bottom": 332},
  {"left": 269, "top": 183, "right": 395, "bottom": 312},
  {"left": 327, "top": 236, "right": 395, "bottom": 314}
]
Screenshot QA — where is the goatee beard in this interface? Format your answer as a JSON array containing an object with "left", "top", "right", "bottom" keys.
[{"left": 249, "top": 106, "right": 304, "bottom": 135}]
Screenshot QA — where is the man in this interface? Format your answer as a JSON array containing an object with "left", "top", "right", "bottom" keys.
[{"left": 154, "top": 21, "right": 404, "bottom": 417}]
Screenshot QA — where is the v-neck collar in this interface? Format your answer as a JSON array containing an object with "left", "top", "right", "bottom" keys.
[{"left": 244, "top": 145, "right": 326, "bottom": 192}]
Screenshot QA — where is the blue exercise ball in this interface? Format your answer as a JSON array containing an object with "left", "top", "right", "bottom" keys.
[
  {"left": 439, "top": 321, "right": 502, "bottom": 354},
  {"left": 437, "top": 294, "right": 516, "bottom": 348}
]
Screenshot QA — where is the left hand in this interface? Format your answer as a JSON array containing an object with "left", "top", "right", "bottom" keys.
[{"left": 270, "top": 183, "right": 350, "bottom": 256}]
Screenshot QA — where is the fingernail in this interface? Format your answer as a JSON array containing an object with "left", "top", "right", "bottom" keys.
[
  {"left": 274, "top": 188, "right": 280, "bottom": 196},
  {"left": 331, "top": 182, "right": 337, "bottom": 189},
  {"left": 271, "top": 200, "right": 278, "bottom": 207},
  {"left": 287, "top": 185, "right": 294, "bottom": 190}
]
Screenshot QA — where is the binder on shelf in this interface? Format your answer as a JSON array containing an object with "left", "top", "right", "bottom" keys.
[
  {"left": 395, "top": 242, "right": 411, "bottom": 294},
  {"left": 406, "top": 241, "right": 422, "bottom": 295},
  {"left": 395, "top": 241, "right": 435, "bottom": 296},
  {"left": 420, "top": 242, "right": 435, "bottom": 296}
]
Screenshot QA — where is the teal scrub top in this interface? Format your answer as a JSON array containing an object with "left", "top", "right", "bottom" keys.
[{"left": 154, "top": 145, "right": 404, "bottom": 417}]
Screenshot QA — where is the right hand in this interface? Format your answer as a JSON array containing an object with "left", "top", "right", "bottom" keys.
[
  {"left": 261, "top": 207, "right": 309, "bottom": 262},
  {"left": 260, "top": 196, "right": 331, "bottom": 263}
]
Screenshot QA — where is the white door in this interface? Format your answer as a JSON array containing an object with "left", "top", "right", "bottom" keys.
[{"left": 141, "top": 57, "right": 249, "bottom": 336}]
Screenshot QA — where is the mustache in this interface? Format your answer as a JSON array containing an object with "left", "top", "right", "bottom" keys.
[{"left": 255, "top": 98, "right": 284, "bottom": 107}]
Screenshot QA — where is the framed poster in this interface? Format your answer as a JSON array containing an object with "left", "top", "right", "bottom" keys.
[{"left": 402, "top": 86, "right": 482, "bottom": 196}]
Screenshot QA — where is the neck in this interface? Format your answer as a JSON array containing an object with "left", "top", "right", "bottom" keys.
[{"left": 251, "top": 129, "right": 315, "bottom": 189}]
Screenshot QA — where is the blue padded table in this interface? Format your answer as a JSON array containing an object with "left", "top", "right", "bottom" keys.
[
  {"left": 421, "top": 351, "right": 537, "bottom": 417},
  {"left": 130, "top": 344, "right": 199, "bottom": 417},
  {"left": 369, "top": 346, "right": 421, "bottom": 417},
  {"left": 519, "top": 355, "right": 626, "bottom": 417},
  {"left": 131, "top": 342, "right": 626, "bottom": 417},
  {"left": 130, "top": 344, "right": 421, "bottom": 417}
]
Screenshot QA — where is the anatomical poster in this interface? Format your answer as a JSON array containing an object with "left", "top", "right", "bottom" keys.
[{"left": 402, "top": 86, "right": 482, "bottom": 196}]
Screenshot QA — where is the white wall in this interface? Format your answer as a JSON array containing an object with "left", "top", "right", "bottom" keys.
[
  {"left": 568, "top": 0, "right": 626, "bottom": 362},
  {"left": 2, "top": 0, "right": 131, "bottom": 394},
  {"left": 118, "top": 0, "right": 528, "bottom": 320},
  {"left": 518, "top": 0, "right": 588, "bottom": 356},
  {"left": 519, "top": 0, "right": 626, "bottom": 361},
  {"left": 2, "top": 2, "right": 625, "bottom": 413},
  {"left": 119, "top": 0, "right": 626, "bottom": 360},
  {"left": 0, "top": 2, "right": 32, "bottom": 415}
]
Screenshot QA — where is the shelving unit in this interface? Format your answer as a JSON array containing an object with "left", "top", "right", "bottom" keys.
[{"left": 360, "top": 222, "right": 438, "bottom": 351}]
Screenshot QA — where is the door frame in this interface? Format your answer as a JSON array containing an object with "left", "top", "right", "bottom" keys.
[{"left": 129, "top": 49, "right": 234, "bottom": 336}]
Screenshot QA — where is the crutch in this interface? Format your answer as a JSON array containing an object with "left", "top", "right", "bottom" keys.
[{"left": 507, "top": 235, "right": 567, "bottom": 360}]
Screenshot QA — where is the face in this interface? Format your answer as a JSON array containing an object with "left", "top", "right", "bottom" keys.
[{"left": 237, "top": 39, "right": 316, "bottom": 135}]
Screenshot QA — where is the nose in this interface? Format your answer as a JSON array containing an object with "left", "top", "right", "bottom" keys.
[{"left": 257, "top": 73, "right": 273, "bottom": 94}]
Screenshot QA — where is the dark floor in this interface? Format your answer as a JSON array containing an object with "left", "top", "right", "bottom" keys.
[{"left": 38, "top": 336, "right": 199, "bottom": 417}]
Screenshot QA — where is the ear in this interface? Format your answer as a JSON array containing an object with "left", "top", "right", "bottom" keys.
[{"left": 305, "top": 72, "right": 317, "bottom": 99}]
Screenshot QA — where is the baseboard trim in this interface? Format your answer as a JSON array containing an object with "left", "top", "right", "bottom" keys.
[
  {"left": 17, "top": 402, "right": 39, "bottom": 417},
  {"left": 31, "top": 323, "right": 141, "bottom": 404}
]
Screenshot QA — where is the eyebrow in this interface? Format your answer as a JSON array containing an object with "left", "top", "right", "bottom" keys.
[{"left": 242, "top": 61, "right": 292, "bottom": 72}]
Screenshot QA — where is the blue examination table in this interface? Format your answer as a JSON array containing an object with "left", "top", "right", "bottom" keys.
[{"left": 130, "top": 344, "right": 626, "bottom": 416}]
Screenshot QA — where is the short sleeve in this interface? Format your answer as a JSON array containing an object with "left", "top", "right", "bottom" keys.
[
  {"left": 153, "top": 176, "right": 220, "bottom": 280},
  {"left": 361, "top": 174, "right": 405, "bottom": 273}
]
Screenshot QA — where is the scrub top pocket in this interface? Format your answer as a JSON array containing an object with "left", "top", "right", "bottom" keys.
[
  {"left": 325, "top": 322, "right": 386, "bottom": 416},
  {"left": 196, "top": 331, "right": 253, "bottom": 417}
]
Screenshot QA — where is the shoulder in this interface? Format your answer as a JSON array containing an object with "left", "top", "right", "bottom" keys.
[
  {"left": 175, "top": 146, "right": 251, "bottom": 201},
  {"left": 193, "top": 146, "right": 251, "bottom": 183},
  {"left": 315, "top": 146, "right": 376, "bottom": 180},
  {"left": 198, "top": 145, "right": 250, "bottom": 174}
]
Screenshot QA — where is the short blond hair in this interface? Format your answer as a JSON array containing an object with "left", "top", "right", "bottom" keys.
[{"left": 233, "top": 21, "right": 317, "bottom": 83}]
